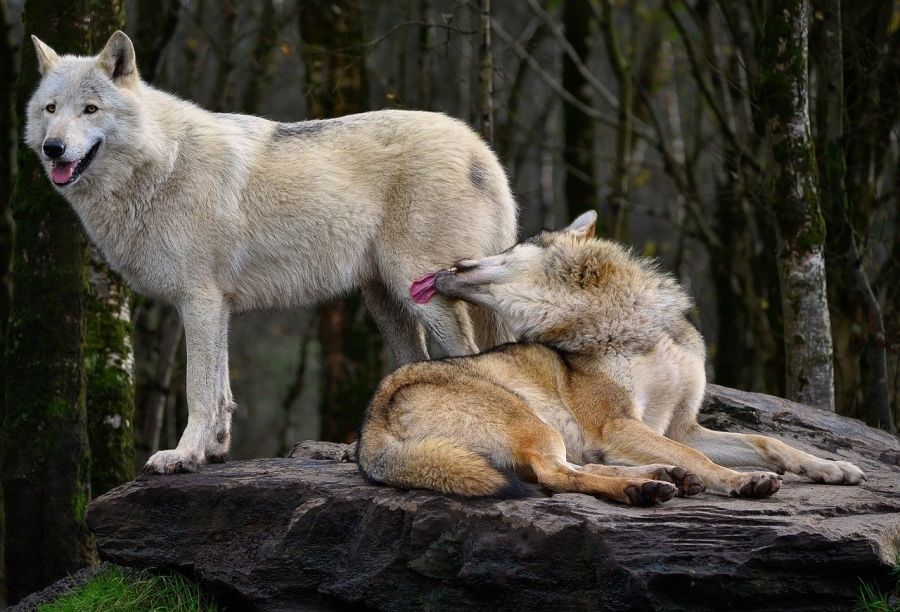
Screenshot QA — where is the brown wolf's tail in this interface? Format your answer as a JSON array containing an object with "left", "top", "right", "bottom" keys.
[{"left": 358, "top": 436, "right": 527, "bottom": 498}]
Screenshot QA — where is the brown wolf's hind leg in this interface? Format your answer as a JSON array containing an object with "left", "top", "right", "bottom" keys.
[
  {"left": 595, "top": 418, "right": 782, "bottom": 498},
  {"left": 513, "top": 425, "right": 677, "bottom": 505},
  {"left": 672, "top": 425, "right": 866, "bottom": 485}
]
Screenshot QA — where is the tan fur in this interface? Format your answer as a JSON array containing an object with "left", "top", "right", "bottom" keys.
[
  {"left": 25, "top": 32, "right": 517, "bottom": 474},
  {"left": 357, "top": 212, "right": 865, "bottom": 503}
]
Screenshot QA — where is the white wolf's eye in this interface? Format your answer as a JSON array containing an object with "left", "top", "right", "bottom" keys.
[
  {"left": 84, "top": 104, "right": 98, "bottom": 114},
  {"left": 45, "top": 103, "right": 55, "bottom": 113}
]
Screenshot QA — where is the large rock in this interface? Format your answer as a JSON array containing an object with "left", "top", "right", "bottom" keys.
[{"left": 87, "top": 385, "right": 900, "bottom": 610}]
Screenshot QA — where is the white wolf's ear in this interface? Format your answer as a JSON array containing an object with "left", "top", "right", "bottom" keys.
[
  {"left": 565, "top": 210, "right": 597, "bottom": 240},
  {"left": 96, "top": 31, "right": 138, "bottom": 86},
  {"left": 31, "top": 36, "right": 59, "bottom": 75}
]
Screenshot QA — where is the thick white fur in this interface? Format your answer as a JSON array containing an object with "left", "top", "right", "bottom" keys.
[{"left": 25, "top": 31, "right": 517, "bottom": 474}]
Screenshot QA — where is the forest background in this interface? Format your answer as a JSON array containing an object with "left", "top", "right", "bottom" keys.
[{"left": 0, "top": 0, "right": 897, "bottom": 605}]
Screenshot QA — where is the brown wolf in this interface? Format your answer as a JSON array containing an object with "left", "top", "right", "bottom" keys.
[{"left": 356, "top": 212, "right": 865, "bottom": 505}]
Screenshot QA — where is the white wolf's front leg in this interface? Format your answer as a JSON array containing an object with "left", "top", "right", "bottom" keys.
[{"left": 144, "top": 294, "right": 230, "bottom": 474}]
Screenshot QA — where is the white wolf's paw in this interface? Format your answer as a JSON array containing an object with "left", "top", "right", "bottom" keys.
[
  {"left": 806, "top": 460, "right": 866, "bottom": 485},
  {"left": 143, "top": 449, "right": 204, "bottom": 475},
  {"left": 730, "top": 471, "right": 782, "bottom": 498},
  {"left": 205, "top": 432, "right": 231, "bottom": 464}
]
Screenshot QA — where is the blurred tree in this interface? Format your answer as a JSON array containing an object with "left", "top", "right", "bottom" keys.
[
  {"left": 598, "top": 0, "right": 633, "bottom": 241},
  {"left": 85, "top": 248, "right": 136, "bottom": 497},
  {"left": 299, "top": 0, "right": 385, "bottom": 443},
  {"left": 477, "top": 0, "right": 493, "bottom": 143},
  {"left": 3, "top": 0, "right": 137, "bottom": 600},
  {"left": 561, "top": 0, "right": 595, "bottom": 219},
  {"left": 821, "top": 0, "right": 897, "bottom": 430},
  {"left": 0, "top": 0, "right": 16, "bottom": 604},
  {"left": 4, "top": 1, "right": 95, "bottom": 600},
  {"left": 757, "top": 0, "right": 834, "bottom": 410},
  {"left": 128, "top": 0, "right": 180, "bottom": 85}
]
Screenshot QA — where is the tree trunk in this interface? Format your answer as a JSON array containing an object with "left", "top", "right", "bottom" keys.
[
  {"left": 561, "top": 0, "right": 595, "bottom": 218},
  {"left": 298, "top": 0, "right": 384, "bottom": 443},
  {"left": 4, "top": 0, "right": 135, "bottom": 601},
  {"left": 85, "top": 250, "right": 136, "bottom": 496},
  {"left": 0, "top": 1, "right": 17, "bottom": 604},
  {"left": 129, "top": 0, "right": 180, "bottom": 85},
  {"left": 5, "top": 5, "right": 93, "bottom": 601},
  {"left": 477, "top": 0, "right": 493, "bottom": 143},
  {"left": 242, "top": 0, "right": 280, "bottom": 116},
  {"left": 598, "top": 0, "right": 633, "bottom": 241},
  {"left": 757, "top": 0, "right": 834, "bottom": 410}
]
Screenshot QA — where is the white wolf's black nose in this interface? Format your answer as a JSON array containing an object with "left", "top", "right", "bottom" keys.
[{"left": 43, "top": 139, "right": 66, "bottom": 158}]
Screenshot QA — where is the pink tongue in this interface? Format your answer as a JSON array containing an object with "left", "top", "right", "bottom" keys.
[
  {"left": 410, "top": 273, "right": 438, "bottom": 304},
  {"left": 51, "top": 162, "right": 76, "bottom": 185}
]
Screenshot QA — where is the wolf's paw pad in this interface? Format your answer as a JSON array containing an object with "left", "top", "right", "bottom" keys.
[
  {"left": 732, "top": 471, "right": 781, "bottom": 498},
  {"left": 652, "top": 466, "right": 706, "bottom": 497},
  {"left": 807, "top": 460, "right": 866, "bottom": 485},
  {"left": 624, "top": 480, "right": 678, "bottom": 506},
  {"left": 143, "top": 449, "right": 201, "bottom": 475}
]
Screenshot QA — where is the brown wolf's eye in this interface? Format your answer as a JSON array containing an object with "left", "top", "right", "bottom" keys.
[
  {"left": 45, "top": 103, "right": 55, "bottom": 113},
  {"left": 84, "top": 104, "right": 98, "bottom": 114}
]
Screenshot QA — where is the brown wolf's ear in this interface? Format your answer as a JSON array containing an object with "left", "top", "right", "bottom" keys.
[
  {"left": 31, "top": 35, "right": 59, "bottom": 75},
  {"left": 565, "top": 210, "right": 597, "bottom": 240},
  {"left": 96, "top": 31, "right": 138, "bottom": 86}
]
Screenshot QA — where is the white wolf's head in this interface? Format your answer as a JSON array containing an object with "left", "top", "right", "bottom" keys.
[
  {"left": 433, "top": 211, "right": 692, "bottom": 350},
  {"left": 25, "top": 31, "right": 143, "bottom": 190}
]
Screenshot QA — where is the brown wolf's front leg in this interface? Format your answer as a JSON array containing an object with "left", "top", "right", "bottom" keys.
[
  {"left": 593, "top": 419, "right": 782, "bottom": 498},
  {"left": 580, "top": 464, "right": 706, "bottom": 497},
  {"left": 671, "top": 425, "right": 865, "bottom": 485}
]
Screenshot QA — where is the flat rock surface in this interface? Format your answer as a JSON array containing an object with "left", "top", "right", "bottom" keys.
[{"left": 87, "top": 385, "right": 900, "bottom": 611}]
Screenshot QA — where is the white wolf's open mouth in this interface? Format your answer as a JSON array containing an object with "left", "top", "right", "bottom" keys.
[{"left": 51, "top": 140, "right": 101, "bottom": 186}]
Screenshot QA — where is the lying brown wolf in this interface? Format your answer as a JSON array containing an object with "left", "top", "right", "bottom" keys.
[{"left": 356, "top": 212, "right": 865, "bottom": 505}]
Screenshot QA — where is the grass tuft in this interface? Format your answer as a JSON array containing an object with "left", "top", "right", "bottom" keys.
[
  {"left": 855, "top": 555, "right": 900, "bottom": 612},
  {"left": 38, "top": 566, "right": 220, "bottom": 612}
]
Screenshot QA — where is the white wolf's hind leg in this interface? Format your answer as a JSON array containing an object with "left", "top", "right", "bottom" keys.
[
  {"left": 144, "top": 295, "right": 229, "bottom": 474},
  {"left": 363, "top": 280, "right": 429, "bottom": 365}
]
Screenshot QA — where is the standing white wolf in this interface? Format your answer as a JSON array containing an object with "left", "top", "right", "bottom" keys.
[{"left": 25, "top": 31, "right": 517, "bottom": 474}]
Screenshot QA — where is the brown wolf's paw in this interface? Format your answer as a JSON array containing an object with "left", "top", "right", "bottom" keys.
[
  {"left": 731, "top": 471, "right": 781, "bottom": 498},
  {"left": 650, "top": 466, "right": 706, "bottom": 497},
  {"left": 623, "top": 480, "right": 678, "bottom": 506},
  {"left": 806, "top": 460, "right": 866, "bottom": 485},
  {"left": 143, "top": 449, "right": 202, "bottom": 475}
]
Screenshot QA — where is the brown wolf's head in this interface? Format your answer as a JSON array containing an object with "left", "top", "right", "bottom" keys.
[{"left": 434, "top": 211, "right": 692, "bottom": 351}]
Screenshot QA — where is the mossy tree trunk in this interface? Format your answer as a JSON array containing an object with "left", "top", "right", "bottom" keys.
[
  {"left": 0, "top": 1, "right": 17, "bottom": 605},
  {"left": 298, "top": 0, "right": 384, "bottom": 443},
  {"left": 4, "top": 0, "right": 133, "bottom": 602},
  {"left": 757, "top": 0, "right": 835, "bottom": 410},
  {"left": 814, "top": 0, "right": 892, "bottom": 430},
  {"left": 85, "top": 249, "right": 135, "bottom": 496}
]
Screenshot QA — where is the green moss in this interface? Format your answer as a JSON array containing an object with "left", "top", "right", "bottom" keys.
[
  {"left": 84, "top": 259, "right": 135, "bottom": 496},
  {"left": 38, "top": 566, "right": 220, "bottom": 612}
]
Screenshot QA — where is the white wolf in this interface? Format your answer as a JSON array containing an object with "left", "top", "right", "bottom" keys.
[{"left": 25, "top": 31, "right": 517, "bottom": 474}]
